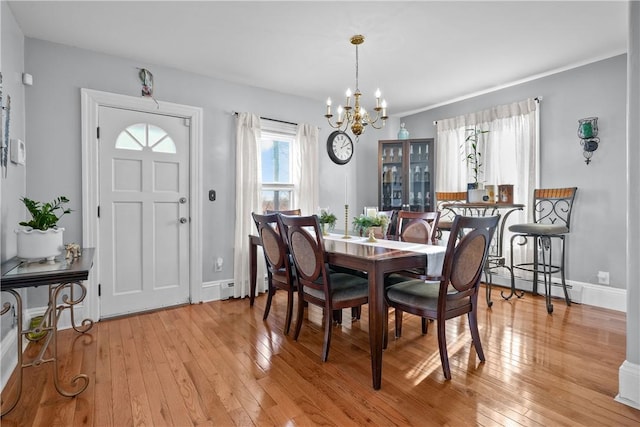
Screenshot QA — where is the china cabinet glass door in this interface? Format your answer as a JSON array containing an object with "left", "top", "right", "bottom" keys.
[
  {"left": 408, "top": 140, "right": 432, "bottom": 211},
  {"left": 379, "top": 138, "right": 435, "bottom": 213},
  {"left": 380, "top": 141, "right": 405, "bottom": 210}
]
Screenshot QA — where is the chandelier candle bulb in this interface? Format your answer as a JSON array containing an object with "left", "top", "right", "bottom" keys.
[
  {"left": 326, "top": 98, "right": 332, "bottom": 116},
  {"left": 346, "top": 89, "right": 352, "bottom": 108}
]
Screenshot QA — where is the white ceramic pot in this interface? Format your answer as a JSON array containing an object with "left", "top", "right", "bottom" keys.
[
  {"left": 467, "top": 189, "right": 488, "bottom": 203},
  {"left": 15, "top": 227, "right": 65, "bottom": 261}
]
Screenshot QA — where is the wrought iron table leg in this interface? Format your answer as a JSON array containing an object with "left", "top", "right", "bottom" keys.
[
  {"left": 500, "top": 264, "right": 525, "bottom": 301},
  {"left": 50, "top": 282, "right": 92, "bottom": 396}
]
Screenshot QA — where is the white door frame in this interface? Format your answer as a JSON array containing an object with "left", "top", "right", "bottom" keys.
[{"left": 81, "top": 88, "right": 203, "bottom": 321}]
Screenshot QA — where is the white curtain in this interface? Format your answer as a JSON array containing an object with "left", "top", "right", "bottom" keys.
[
  {"left": 435, "top": 98, "right": 539, "bottom": 266},
  {"left": 233, "top": 113, "right": 266, "bottom": 298},
  {"left": 294, "top": 123, "right": 319, "bottom": 215}
]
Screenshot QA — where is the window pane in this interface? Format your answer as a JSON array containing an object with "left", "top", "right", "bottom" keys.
[
  {"left": 261, "top": 139, "right": 291, "bottom": 183},
  {"left": 115, "top": 131, "right": 143, "bottom": 151},
  {"left": 261, "top": 190, "right": 292, "bottom": 212}
]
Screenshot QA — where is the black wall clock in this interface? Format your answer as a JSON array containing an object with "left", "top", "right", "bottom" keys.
[{"left": 327, "top": 131, "right": 353, "bottom": 165}]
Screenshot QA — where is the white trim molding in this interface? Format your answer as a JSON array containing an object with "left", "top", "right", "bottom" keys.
[
  {"left": 80, "top": 89, "right": 203, "bottom": 321},
  {"left": 488, "top": 273, "right": 626, "bottom": 312},
  {"left": 616, "top": 360, "right": 640, "bottom": 410}
]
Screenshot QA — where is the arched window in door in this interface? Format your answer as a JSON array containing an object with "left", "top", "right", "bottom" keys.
[{"left": 115, "top": 123, "right": 177, "bottom": 153}]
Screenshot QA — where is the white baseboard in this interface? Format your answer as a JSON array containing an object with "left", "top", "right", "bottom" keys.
[
  {"left": 617, "top": 360, "right": 640, "bottom": 410},
  {"left": 487, "top": 273, "right": 626, "bottom": 312},
  {"left": 1, "top": 324, "right": 19, "bottom": 392},
  {"left": 202, "top": 279, "right": 235, "bottom": 302},
  {"left": 202, "top": 277, "right": 268, "bottom": 303}
]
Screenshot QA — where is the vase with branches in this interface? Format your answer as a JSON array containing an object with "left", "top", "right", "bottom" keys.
[{"left": 463, "top": 126, "right": 489, "bottom": 188}]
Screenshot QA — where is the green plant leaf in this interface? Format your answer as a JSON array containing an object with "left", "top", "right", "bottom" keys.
[{"left": 19, "top": 196, "right": 72, "bottom": 231}]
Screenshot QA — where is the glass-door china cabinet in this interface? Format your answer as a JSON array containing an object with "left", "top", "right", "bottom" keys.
[{"left": 379, "top": 138, "right": 435, "bottom": 213}]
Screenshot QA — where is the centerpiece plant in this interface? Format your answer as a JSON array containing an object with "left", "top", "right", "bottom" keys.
[
  {"left": 352, "top": 213, "right": 390, "bottom": 237},
  {"left": 318, "top": 209, "right": 337, "bottom": 235}
]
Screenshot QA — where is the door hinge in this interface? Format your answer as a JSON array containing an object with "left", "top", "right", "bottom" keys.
[
  {"left": 98, "top": 284, "right": 101, "bottom": 297},
  {"left": 97, "top": 206, "right": 100, "bottom": 218},
  {"left": 183, "top": 118, "right": 190, "bottom": 127},
  {"left": 97, "top": 126, "right": 100, "bottom": 139}
]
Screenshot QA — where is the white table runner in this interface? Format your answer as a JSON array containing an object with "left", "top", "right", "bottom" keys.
[{"left": 324, "top": 233, "right": 446, "bottom": 276}]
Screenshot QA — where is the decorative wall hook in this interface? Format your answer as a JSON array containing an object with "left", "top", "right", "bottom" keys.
[
  {"left": 578, "top": 117, "right": 599, "bottom": 165},
  {"left": 137, "top": 68, "right": 159, "bottom": 108}
]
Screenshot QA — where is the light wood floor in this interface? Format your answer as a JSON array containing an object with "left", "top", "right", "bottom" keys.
[{"left": 2, "top": 285, "right": 639, "bottom": 426}]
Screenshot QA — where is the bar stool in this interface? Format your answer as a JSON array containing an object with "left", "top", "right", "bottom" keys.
[{"left": 509, "top": 187, "right": 577, "bottom": 313}]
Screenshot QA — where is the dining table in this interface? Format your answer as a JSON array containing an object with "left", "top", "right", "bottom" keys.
[{"left": 248, "top": 232, "right": 446, "bottom": 390}]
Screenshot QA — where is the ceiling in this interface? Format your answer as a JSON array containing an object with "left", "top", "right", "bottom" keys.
[{"left": 7, "top": 1, "right": 628, "bottom": 116}]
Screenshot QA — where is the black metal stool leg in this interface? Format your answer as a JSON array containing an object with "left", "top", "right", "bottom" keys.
[
  {"left": 541, "top": 236, "right": 553, "bottom": 314},
  {"left": 559, "top": 236, "right": 571, "bottom": 306}
]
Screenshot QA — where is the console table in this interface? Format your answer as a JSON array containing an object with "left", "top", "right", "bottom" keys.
[{"left": 0, "top": 248, "right": 94, "bottom": 416}]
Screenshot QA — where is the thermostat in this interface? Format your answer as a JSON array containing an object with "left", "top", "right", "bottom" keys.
[{"left": 10, "top": 138, "right": 25, "bottom": 165}]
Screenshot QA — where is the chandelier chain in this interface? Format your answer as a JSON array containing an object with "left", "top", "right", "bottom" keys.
[{"left": 355, "top": 44, "right": 359, "bottom": 92}]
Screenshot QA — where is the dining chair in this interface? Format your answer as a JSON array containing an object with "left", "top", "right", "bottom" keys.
[
  {"left": 384, "top": 215, "right": 499, "bottom": 380},
  {"left": 251, "top": 212, "right": 297, "bottom": 334},
  {"left": 280, "top": 214, "right": 369, "bottom": 362},
  {"left": 394, "top": 210, "right": 441, "bottom": 245},
  {"left": 508, "top": 187, "right": 577, "bottom": 314}
]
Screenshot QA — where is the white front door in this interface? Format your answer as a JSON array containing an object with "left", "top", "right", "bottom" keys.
[{"left": 98, "top": 106, "right": 190, "bottom": 317}]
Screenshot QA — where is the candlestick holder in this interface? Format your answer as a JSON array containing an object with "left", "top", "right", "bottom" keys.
[{"left": 342, "top": 204, "right": 351, "bottom": 239}]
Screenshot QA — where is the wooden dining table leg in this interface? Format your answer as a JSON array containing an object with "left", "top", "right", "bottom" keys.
[
  {"left": 368, "top": 265, "right": 385, "bottom": 390},
  {"left": 249, "top": 235, "right": 257, "bottom": 307}
]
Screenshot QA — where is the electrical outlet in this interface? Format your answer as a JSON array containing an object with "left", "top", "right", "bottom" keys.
[
  {"left": 597, "top": 271, "right": 610, "bottom": 285},
  {"left": 215, "top": 257, "right": 223, "bottom": 272}
]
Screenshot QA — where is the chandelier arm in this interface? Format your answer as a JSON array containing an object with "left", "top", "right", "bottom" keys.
[{"left": 325, "top": 116, "right": 348, "bottom": 131}]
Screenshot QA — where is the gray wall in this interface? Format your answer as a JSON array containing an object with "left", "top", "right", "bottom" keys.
[
  {"left": 1, "top": 1, "right": 27, "bottom": 340},
  {"left": 1, "top": 1, "right": 26, "bottom": 262},
  {"left": 395, "top": 55, "right": 627, "bottom": 290}
]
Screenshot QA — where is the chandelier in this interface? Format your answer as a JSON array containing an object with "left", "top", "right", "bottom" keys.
[{"left": 324, "top": 35, "right": 388, "bottom": 138}]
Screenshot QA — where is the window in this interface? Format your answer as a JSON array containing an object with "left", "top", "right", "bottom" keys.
[
  {"left": 260, "top": 130, "right": 295, "bottom": 212},
  {"left": 115, "top": 123, "right": 176, "bottom": 153}
]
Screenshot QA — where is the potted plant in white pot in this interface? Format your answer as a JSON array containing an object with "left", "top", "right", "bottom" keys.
[
  {"left": 463, "top": 126, "right": 490, "bottom": 203},
  {"left": 318, "top": 208, "right": 337, "bottom": 236},
  {"left": 15, "top": 196, "right": 71, "bottom": 261}
]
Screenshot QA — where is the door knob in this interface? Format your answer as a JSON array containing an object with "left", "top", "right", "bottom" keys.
[
  {"left": 179, "top": 197, "right": 187, "bottom": 204},
  {"left": 179, "top": 217, "right": 188, "bottom": 224}
]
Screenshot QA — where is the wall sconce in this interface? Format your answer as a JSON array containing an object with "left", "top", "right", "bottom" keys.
[{"left": 577, "top": 117, "right": 599, "bottom": 165}]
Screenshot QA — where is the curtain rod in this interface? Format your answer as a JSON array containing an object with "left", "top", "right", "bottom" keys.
[
  {"left": 432, "top": 96, "right": 543, "bottom": 125},
  {"left": 233, "top": 111, "right": 297, "bottom": 127}
]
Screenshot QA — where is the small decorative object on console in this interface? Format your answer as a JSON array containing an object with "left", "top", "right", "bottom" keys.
[{"left": 65, "top": 243, "right": 82, "bottom": 259}]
